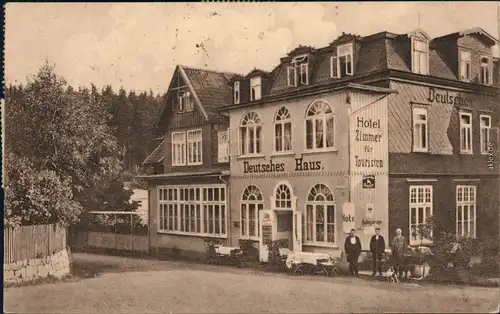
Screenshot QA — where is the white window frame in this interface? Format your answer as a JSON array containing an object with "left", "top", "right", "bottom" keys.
[
  {"left": 456, "top": 185, "right": 476, "bottom": 238},
  {"left": 158, "top": 185, "right": 227, "bottom": 238},
  {"left": 336, "top": 43, "right": 354, "bottom": 77},
  {"left": 412, "top": 107, "right": 428, "bottom": 152},
  {"left": 411, "top": 37, "right": 429, "bottom": 75},
  {"left": 459, "top": 50, "right": 472, "bottom": 82},
  {"left": 250, "top": 77, "right": 262, "bottom": 101},
  {"left": 234, "top": 81, "right": 240, "bottom": 104},
  {"left": 305, "top": 100, "right": 336, "bottom": 152},
  {"left": 480, "top": 114, "right": 491, "bottom": 155},
  {"left": 409, "top": 185, "right": 433, "bottom": 245},
  {"left": 171, "top": 131, "right": 187, "bottom": 166},
  {"left": 239, "top": 111, "right": 263, "bottom": 156},
  {"left": 217, "top": 130, "right": 229, "bottom": 163},
  {"left": 480, "top": 56, "right": 493, "bottom": 85},
  {"left": 459, "top": 111, "right": 473, "bottom": 154},
  {"left": 240, "top": 185, "right": 264, "bottom": 240},
  {"left": 304, "top": 184, "right": 336, "bottom": 246},
  {"left": 187, "top": 129, "right": 202, "bottom": 165},
  {"left": 178, "top": 90, "right": 193, "bottom": 112},
  {"left": 274, "top": 106, "right": 292, "bottom": 153},
  {"left": 287, "top": 54, "right": 308, "bottom": 87}
]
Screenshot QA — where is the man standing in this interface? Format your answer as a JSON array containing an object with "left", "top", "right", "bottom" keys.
[
  {"left": 391, "top": 228, "right": 408, "bottom": 277},
  {"left": 344, "top": 229, "right": 362, "bottom": 276},
  {"left": 370, "top": 227, "right": 386, "bottom": 276}
]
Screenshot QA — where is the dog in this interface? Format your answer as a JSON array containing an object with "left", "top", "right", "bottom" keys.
[{"left": 386, "top": 266, "right": 399, "bottom": 283}]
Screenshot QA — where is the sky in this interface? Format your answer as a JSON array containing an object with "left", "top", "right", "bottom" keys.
[{"left": 5, "top": 2, "right": 500, "bottom": 93}]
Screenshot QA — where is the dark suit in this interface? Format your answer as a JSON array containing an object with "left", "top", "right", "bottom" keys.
[
  {"left": 344, "top": 235, "right": 362, "bottom": 275},
  {"left": 370, "top": 234, "right": 386, "bottom": 274}
]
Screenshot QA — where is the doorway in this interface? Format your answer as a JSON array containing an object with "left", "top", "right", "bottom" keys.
[{"left": 276, "top": 211, "right": 293, "bottom": 250}]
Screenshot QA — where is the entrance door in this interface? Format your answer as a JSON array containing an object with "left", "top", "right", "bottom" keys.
[
  {"left": 293, "top": 211, "right": 302, "bottom": 252},
  {"left": 259, "top": 210, "right": 273, "bottom": 262}
]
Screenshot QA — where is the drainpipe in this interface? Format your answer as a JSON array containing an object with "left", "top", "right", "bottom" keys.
[{"left": 219, "top": 174, "right": 230, "bottom": 245}]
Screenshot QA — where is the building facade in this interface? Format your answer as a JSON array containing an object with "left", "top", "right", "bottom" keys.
[{"left": 140, "top": 66, "right": 235, "bottom": 258}]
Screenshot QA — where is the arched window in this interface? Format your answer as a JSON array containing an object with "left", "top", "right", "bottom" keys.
[
  {"left": 274, "top": 183, "right": 292, "bottom": 210},
  {"left": 305, "top": 101, "right": 335, "bottom": 150},
  {"left": 305, "top": 184, "right": 336, "bottom": 244},
  {"left": 241, "top": 185, "right": 264, "bottom": 239},
  {"left": 274, "top": 106, "right": 292, "bottom": 153},
  {"left": 240, "top": 112, "right": 262, "bottom": 155}
]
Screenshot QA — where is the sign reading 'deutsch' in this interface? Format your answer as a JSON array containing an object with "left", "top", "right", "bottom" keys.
[
  {"left": 243, "top": 158, "right": 323, "bottom": 174},
  {"left": 427, "top": 87, "right": 471, "bottom": 107}
]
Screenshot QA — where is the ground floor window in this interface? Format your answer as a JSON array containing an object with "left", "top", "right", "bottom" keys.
[
  {"left": 158, "top": 185, "right": 226, "bottom": 237},
  {"left": 456, "top": 185, "right": 476, "bottom": 238},
  {"left": 240, "top": 185, "right": 264, "bottom": 239},
  {"left": 409, "top": 185, "right": 433, "bottom": 244},
  {"left": 305, "top": 184, "right": 336, "bottom": 245}
]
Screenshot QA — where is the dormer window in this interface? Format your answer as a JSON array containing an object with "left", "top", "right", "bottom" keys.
[
  {"left": 178, "top": 90, "right": 193, "bottom": 112},
  {"left": 287, "top": 54, "right": 309, "bottom": 87},
  {"left": 250, "top": 77, "right": 262, "bottom": 101},
  {"left": 234, "top": 81, "right": 240, "bottom": 104},
  {"left": 459, "top": 50, "right": 472, "bottom": 82},
  {"left": 332, "top": 43, "right": 353, "bottom": 78},
  {"left": 480, "top": 56, "right": 492, "bottom": 85},
  {"left": 411, "top": 38, "right": 429, "bottom": 75}
]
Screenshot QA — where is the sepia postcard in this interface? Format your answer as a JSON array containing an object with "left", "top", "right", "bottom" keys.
[{"left": 3, "top": 2, "right": 500, "bottom": 313}]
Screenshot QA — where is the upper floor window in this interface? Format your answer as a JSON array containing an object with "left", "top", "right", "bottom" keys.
[
  {"left": 334, "top": 43, "right": 354, "bottom": 78},
  {"left": 459, "top": 111, "right": 473, "bottom": 154},
  {"left": 459, "top": 50, "right": 472, "bottom": 82},
  {"left": 412, "top": 38, "right": 429, "bottom": 75},
  {"left": 187, "top": 129, "right": 202, "bottom": 165},
  {"left": 480, "top": 56, "right": 492, "bottom": 85},
  {"left": 172, "top": 131, "right": 187, "bottom": 166},
  {"left": 412, "top": 107, "right": 428, "bottom": 152},
  {"left": 178, "top": 90, "right": 194, "bottom": 112},
  {"left": 250, "top": 77, "right": 262, "bottom": 101},
  {"left": 240, "top": 111, "right": 262, "bottom": 155},
  {"left": 234, "top": 81, "right": 240, "bottom": 104},
  {"left": 480, "top": 115, "right": 491, "bottom": 155},
  {"left": 274, "top": 106, "right": 292, "bottom": 153},
  {"left": 287, "top": 54, "right": 308, "bottom": 87},
  {"left": 217, "top": 130, "right": 229, "bottom": 163},
  {"left": 305, "top": 101, "right": 335, "bottom": 151}
]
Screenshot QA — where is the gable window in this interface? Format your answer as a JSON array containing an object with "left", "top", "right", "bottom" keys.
[
  {"left": 480, "top": 56, "right": 492, "bottom": 85},
  {"left": 172, "top": 131, "right": 187, "bottom": 166},
  {"left": 305, "top": 100, "right": 335, "bottom": 151},
  {"left": 158, "top": 185, "right": 227, "bottom": 237},
  {"left": 409, "top": 185, "right": 433, "bottom": 245},
  {"left": 413, "top": 107, "right": 428, "bottom": 152},
  {"left": 480, "top": 115, "right": 491, "bottom": 154},
  {"left": 240, "top": 185, "right": 264, "bottom": 239},
  {"left": 305, "top": 184, "right": 336, "bottom": 245},
  {"left": 335, "top": 43, "right": 354, "bottom": 78},
  {"left": 456, "top": 185, "right": 476, "bottom": 238},
  {"left": 239, "top": 111, "right": 262, "bottom": 155},
  {"left": 178, "top": 91, "right": 193, "bottom": 112},
  {"left": 459, "top": 50, "right": 472, "bottom": 82},
  {"left": 217, "top": 130, "right": 229, "bottom": 163},
  {"left": 459, "top": 111, "right": 473, "bottom": 154},
  {"left": 274, "top": 106, "right": 292, "bottom": 153},
  {"left": 187, "top": 129, "right": 202, "bottom": 165},
  {"left": 412, "top": 38, "right": 429, "bottom": 75},
  {"left": 250, "top": 77, "right": 262, "bottom": 101},
  {"left": 287, "top": 55, "right": 308, "bottom": 87},
  {"left": 234, "top": 81, "right": 240, "bottom": 104}
]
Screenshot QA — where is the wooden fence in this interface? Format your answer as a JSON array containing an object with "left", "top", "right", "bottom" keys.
[{"left": 4, "top": 224, "right": 67, "bottom": 264}]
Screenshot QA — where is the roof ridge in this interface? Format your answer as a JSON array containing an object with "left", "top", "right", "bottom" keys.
[{"left": 179, "top": 64, "right": 242, "bottom": 76}]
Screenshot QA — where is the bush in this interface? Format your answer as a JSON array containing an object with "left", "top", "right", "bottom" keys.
[{"left": 471, "top": 255, "right": 500, "bottom": 278}]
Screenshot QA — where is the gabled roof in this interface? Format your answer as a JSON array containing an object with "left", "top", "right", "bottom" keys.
[
  {"left": 434, "top": 27, "right": 499, "bottom": 46},
  {"left": 142, "top": 140, "right": 164, "bottom": 165},
  {"left": 407, "top": 29, "right": 432, "bottom": 41}
]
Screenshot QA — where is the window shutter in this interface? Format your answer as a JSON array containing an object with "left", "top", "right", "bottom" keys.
[
  {"left": 229, "top": 128, "right": 239, "bottom": 156},
  {"left": 287, "top": 67, "right": 296, "bottom": 87},
  {"left": 330, "top": 55, "right": 339, "bottom": 78}
]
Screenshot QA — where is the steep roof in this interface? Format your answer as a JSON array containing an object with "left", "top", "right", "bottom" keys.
[{"left": 142, "top": 140, "right": 164, "bottom": 165}]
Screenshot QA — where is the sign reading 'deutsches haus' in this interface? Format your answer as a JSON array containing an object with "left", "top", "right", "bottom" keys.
[
  {"left": 243, "top": 158, "right": 324, "bottom": 174},
  {"left": 354, "top": 117, "right": 384, "bottom": 168}
]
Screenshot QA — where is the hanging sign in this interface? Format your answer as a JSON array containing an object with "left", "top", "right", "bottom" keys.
[
  {"left": 342, "top": 202, "right": 355, "bottom": 233},
  {"left": 362, "top": 175, "right": 375, "bottom": 189}
]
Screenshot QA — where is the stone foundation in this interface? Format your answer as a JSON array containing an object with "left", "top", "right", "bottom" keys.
[{"left": 3, "top": 248, "right": 71, "bottom": 284}]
